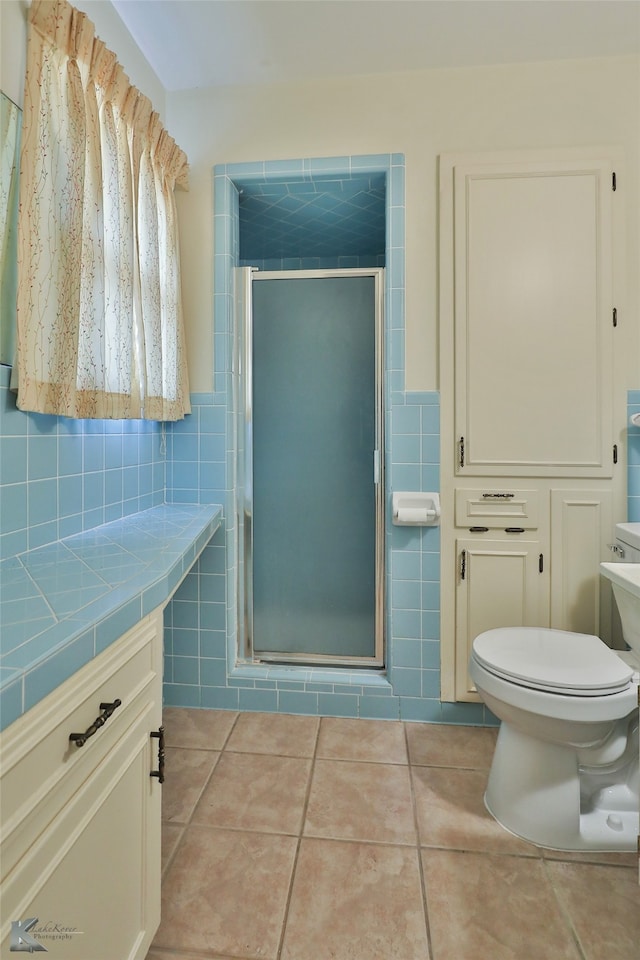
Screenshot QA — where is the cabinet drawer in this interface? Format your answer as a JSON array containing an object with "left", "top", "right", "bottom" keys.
[
  {"left": 455, "top": 488, "right": 539, "bottom": 529},
  {"left": 0, "top": 610, "right": 162, "bottom": 879}
]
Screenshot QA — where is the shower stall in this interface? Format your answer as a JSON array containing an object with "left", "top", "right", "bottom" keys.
[{"left": 234, "top": 267, "right": 385, "bottom": 667}]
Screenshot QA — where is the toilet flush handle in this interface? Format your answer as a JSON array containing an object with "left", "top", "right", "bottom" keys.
[{"left": 608, "top": 543, "right": 626, "bottom": 559}]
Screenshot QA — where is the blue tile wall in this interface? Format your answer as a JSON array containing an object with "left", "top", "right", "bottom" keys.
[
  {"left": 239, "top": 255, "right": 386, "bottom": 271},
  {"left": 162, "top": 153, "right": 496, "bottom": 725},
  {"left": 0, "top": 367, "right": 165, "bottom": 560},
  {"left": 239, "top": 172, "right": 386, "bottom": 262}
]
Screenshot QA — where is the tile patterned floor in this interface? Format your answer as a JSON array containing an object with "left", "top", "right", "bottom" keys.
[{"left": 146, "top": 709, "right": 639, "bottom": 960}]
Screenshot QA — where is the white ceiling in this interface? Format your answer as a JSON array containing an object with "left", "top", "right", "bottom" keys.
[{"left": 111, "top": 0, "right": 640, "bottom": 93}]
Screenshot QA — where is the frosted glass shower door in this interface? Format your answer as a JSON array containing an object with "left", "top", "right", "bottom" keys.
[{"left": 248, "top": 272, "right": 383, "bottom": 664}]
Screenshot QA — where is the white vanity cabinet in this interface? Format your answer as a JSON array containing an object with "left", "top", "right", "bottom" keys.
[{"left": 0, "top": 610, "right": 164, "bottom": 959}]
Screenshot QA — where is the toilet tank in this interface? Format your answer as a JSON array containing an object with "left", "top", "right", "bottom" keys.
[{"left": 614, "top": 523, "right": 640, "bottom": 562}]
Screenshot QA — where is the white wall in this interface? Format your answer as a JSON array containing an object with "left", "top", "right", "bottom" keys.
[
  {"left": 167, "top": 55, "right": 640, "bottom": 394},
  {"left": 1, "top": 0, "right": 165, "bottom": 116}
]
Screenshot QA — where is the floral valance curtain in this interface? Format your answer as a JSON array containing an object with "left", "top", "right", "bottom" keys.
[{"left": 15, "top": 0, "right": 191, "bottom": 420}]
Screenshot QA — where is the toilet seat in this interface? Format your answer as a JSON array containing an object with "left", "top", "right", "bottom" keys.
[{"left": 472, "top": 627, "right": 633, "bottom": 696}]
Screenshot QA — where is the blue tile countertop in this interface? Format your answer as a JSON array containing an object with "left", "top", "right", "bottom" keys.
[{"left": 0, "top": 503, "right": 222, "bottom": 731}]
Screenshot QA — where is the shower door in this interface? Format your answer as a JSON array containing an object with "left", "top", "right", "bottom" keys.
[{"left": 235, "top": 268, "right": 384, "bottom": 667}]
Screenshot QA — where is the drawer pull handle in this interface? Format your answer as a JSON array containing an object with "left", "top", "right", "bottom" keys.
[
  {"left": 469, "top": 526, "right": 489, "bottom": 532},
  {"left": 481, "top": 493, "right": 515, "bottom": 499},
  {"left": 69, "top": 699, "right": 122, "bottom": 748},
  {"left": 505, "top": 527, "right": 525, "bottom": 534},
  {"left": 150, "top": 726, "right": 165, "bottom": 783}
]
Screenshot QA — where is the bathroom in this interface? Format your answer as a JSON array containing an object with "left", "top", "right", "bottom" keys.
[{"left": 1, "top": 1, "right": 639, "bottom": 958}]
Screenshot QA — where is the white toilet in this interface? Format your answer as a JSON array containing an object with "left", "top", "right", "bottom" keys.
[{"left": 469, "top": 526, "right": 640, "bottom": 852}]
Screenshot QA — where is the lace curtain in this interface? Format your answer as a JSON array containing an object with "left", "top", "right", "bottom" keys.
[{"left": 15, "top": 0, "right": 191, "bottom": 420}]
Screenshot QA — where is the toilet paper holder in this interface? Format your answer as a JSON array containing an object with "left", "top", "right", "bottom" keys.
[{"left": 392, "top": 492, "right": 441, "bottom": 526}]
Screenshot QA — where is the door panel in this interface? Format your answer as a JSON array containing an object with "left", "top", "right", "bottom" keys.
[
  {"left": 454, "top": 160, "right": 613, "bottom": 476},
  {"left": 455, "top": 538, "right": 544, "bottom": 699},
  {"left": 249, "top": 273, "right": 383, "bottom": 663}
]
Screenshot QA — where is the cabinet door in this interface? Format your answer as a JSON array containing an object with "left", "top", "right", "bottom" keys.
[
  {"left": 452, "top": 156, "right": 614, "bottom": 477},
  {"left": 550, "top": 488, "right": 614, "bottom": 640},
  {"left": 0, "top": 705, "right": 161, "bottom": 960},
  {"left": 455, "top": 538, "right": 545, "bottom": 700}
]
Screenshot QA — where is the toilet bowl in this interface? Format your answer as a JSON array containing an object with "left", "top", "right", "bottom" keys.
[{"left": 469, "top": 623, "right": 639, "bottom": 851}]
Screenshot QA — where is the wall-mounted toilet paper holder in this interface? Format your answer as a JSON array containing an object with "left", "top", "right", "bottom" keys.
[{"left": 392, "top": 492, "right": 441, "bottom": 526}]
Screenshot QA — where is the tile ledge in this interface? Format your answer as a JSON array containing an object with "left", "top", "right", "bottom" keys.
[
  {"left": 230, "top": 662, "right": 392, "bottom": 689},
  {"left": 0, "top": 504, "right": 223, "bottom": 730}
]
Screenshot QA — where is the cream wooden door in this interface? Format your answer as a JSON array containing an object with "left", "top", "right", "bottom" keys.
[
  {"left": 0, "top": 707, "right": 161, "bottom": 960},
  {"left": 455, "top": 537, "right": 545, "bottom": 699},
  {"left": 453, "top": 157, "right": 614, "bottom": 478}
]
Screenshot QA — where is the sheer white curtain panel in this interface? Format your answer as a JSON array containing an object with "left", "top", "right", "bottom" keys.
[{"left": 15, "top": 0, "right": 191, "bottom": 420}]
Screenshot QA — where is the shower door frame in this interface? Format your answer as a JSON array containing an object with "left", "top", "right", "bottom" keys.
[{"left": 234, "top": 267, "right": 386, "bottom": 669}]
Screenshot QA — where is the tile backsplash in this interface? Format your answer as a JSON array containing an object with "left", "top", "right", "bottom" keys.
[{"left": 0, "top": 366, "right": 165, "bottom": 559}]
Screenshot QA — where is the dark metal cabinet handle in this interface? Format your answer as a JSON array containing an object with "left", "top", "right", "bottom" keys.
[
  {"left": 69, "top": 699, "right": 122, "bottom": 748},
  {"left": 150, "top": 726, "right": 165, "bottom": 783}
]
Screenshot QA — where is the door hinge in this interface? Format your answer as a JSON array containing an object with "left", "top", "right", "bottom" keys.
[
  {"left": 459, "top": 436, "right": 465, "bottom": 468},
  {"left": 613, "top": 444, "right": 618, "bottom": 465},
  {"left": 539, "top": 553, "right": 544, "bottom": 573},
  {"left": 613, "top": 307, "right": 618, "bottom": 327},
  {"left": 460, "top": 549, "right": 467, "bottom": 581},
  {"left": 612, "top": 171, "right": 617, "bottom": 191}
]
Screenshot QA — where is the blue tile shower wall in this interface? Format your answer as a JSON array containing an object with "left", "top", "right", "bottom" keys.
[
  {"left": 239, "top": 255, "right": 386, "bottom": 271},
  {"left": 161, "top": 152, "right": 494, "bottom": 724},
  {"left": 0, "top": 366, "right": 165, "bottom": 560}
]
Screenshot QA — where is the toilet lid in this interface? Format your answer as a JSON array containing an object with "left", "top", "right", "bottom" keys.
[{"left": 472, "top": 627, "right": 634, "bottom": 696}]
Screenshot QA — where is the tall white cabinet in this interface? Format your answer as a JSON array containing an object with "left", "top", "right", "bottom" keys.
[{"left": 439, "top": 149, "right": 626, "bottom": 702}]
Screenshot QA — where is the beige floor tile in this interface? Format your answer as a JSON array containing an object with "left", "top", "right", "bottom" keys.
[
  {"left": 406, "top": 721, "right": 497, "bottom": 768},
  {"left": 161, "top": 821, "right": 184, "bottom": 875},
  {"left": 412, "top": 765, "right": 540, "bottom": 856},
  {"left": 281, "top": 837, "right": 430, "bottom": 960},
  {"left": 146, "top": 952, "right": 246, "bottom": 959},
  {"left": 423, "top": 849, "right": 582, "bottom": 960},
  {"left": 317, "top": 716, "right": 408, "bottom": 763},
  {"left": 162, "top": 747, "right": 220, "bottom": 823},
  {"left": 304, "top": 758, "right": 416, "bottom": 844},
  {"left": 192, "top": 751, "right": 312, "bottom": 835},
  {"left": 224, "top": 710, "right": 319, "bottom": 757},
  {"left": 163, "top": 707, "right": 237, "bottom": 749},
  {"left": 546, "top": 860, "right": 640, "bottom": 960},
  {"left": 154, "top": 824, "right": 298, "bottom": 959},
  {"left": 542, "top": 847, "right": 638, "bottom": 868}
]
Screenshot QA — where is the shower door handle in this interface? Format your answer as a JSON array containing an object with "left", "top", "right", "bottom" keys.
[{"left": 373, "top": 449, "right": 380, "bottom": 484}]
